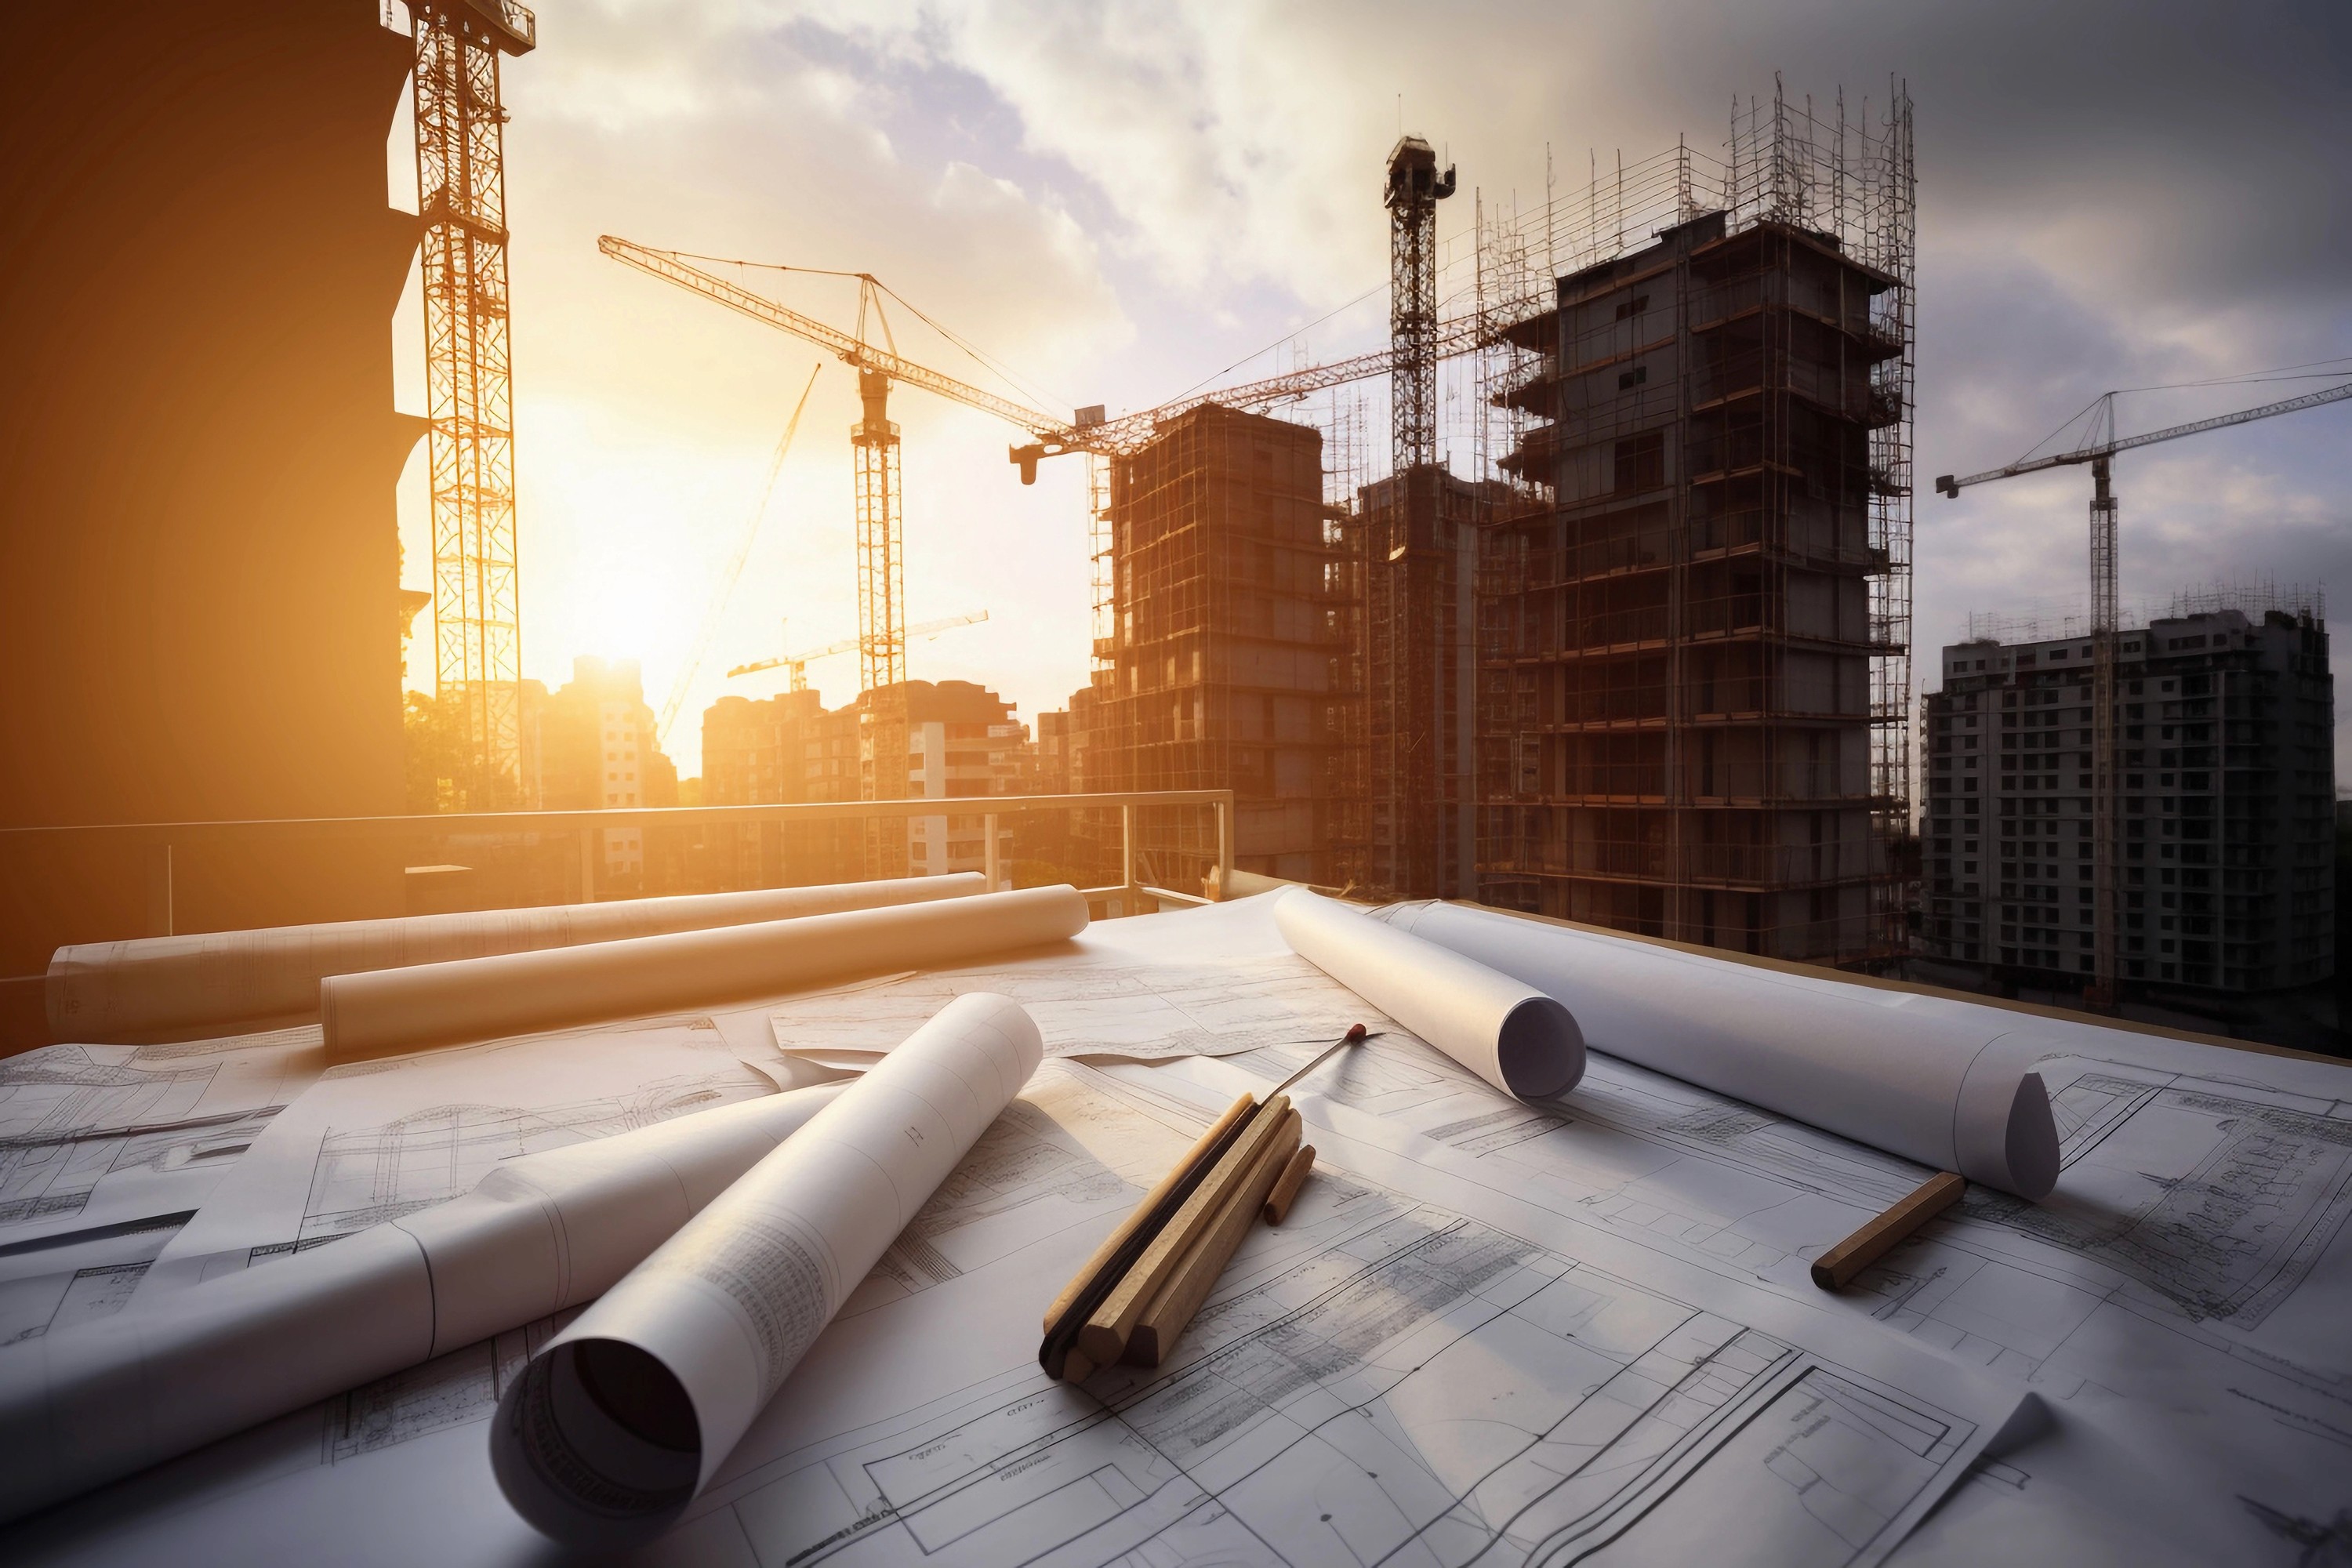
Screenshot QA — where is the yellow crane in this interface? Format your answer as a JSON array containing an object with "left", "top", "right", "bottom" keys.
[{"left": 597, "top": 234, "right": 1500, "bottom": 820}]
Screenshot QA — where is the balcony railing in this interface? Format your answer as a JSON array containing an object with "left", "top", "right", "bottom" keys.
[{"left": 0, "top": 789, "right": 1236, "bottom": 942}]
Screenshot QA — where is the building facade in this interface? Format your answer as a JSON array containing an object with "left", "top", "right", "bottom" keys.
[
  {"left": 1080, "top": 404, "right": 1363, "bottom": 889},
  {"left": 1475, "top": 211, "right": 1904, "bottom": 962},
  {"left": 1918, "top": 603, "right": 2333, "bottom": 995},
  {"left": 535, "top": 658, "right": 677, "bottom": 888},
  {"left": 1361, "top": 468, "right": 1490, "bottom": 899},
  {"left": 905, "top": 682, "right": 1031, "bottom": 880}
]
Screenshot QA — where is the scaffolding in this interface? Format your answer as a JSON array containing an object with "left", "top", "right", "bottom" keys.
[
  {"left": 1469, "top": 82, "right": 1916, "bottom": 965},
  {"left": 409, "top": 0, "right": 534, "bottom": 808}
]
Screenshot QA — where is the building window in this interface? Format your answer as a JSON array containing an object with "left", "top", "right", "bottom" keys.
[
  {"left": 1613, "top": 431, "right": 1665, "bottom": 495},
  {"left": 1617, "top": 365, "right": 1648, "bottom": 390}
]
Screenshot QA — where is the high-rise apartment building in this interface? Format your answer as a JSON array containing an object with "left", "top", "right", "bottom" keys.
[
  {"left": 1361, "top": 469, "right": 1492, "bottom": 898},
  {"left": 905, "top": 682, "right": 1030, "bottom": 880},
  {"left": 1918, "top": 602, "right": 2333, "bottom": 995},
  {"left": 535, "top": 658, "right": 677, "bottom": 887},
  {"left": 1080, "top": 404, "right": 1363, "bottom": 887},
  {"left": 1475, "top": 210, "right": 1906, "bottom": 961},
  {"left": 698, "top": 681, "right": 1029, "bottom": 885}
]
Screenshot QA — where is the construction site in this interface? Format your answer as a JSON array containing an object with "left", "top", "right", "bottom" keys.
[{"left": 8, "top": 0, "right": 2342, "bottom": 1026}]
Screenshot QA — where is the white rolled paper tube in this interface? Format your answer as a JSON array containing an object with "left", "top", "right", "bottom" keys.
[
  {"left": 47, "top": 873, "right": 987, "bottom": 1042},
  {"left": 491, "top": 991, "right": 1044, "bottom": 1547},
  {"left": 1274, "top": 889, "right": 1584, "bottom": 1099},
  {"left": 0, "top": 1082, "right": 848, "bottom": 1524},
  {"left": 1381, "top": 901, "right": 2063, "bottom": 1200},
  {"left": 321, "top": 883, "right": 1088, "bottom": 1062}
]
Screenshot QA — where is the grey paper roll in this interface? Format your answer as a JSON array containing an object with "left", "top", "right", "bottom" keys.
[
  {"left": 492, "top": 993, "right": 1044, "bottom": 1547},
  {"left": 0, "top": 1083, "right": 848, "bottom": 1524},
  {"left": 1381, "top": 901, "right": 2062, "bottom": 1200},
  {"left": 321, "top": 884, "right": 1089, "bottom": 1062},
  {"left": 1275, "top": 889, "right": 1584, "bottom": 1099}
]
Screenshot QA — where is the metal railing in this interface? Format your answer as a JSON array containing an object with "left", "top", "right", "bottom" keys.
[{"left": 0, "top": 790, "right": 1236, "bottom": 938}]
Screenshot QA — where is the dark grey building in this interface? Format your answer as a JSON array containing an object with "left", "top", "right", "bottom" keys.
[{"left": 1918, "top": 601, "right": 2333, "bottom": 995}]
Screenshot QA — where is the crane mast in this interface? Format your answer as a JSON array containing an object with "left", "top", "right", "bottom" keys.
[
  {"left": 1936, "top": 376, "right": 2352, "bottom": 1009},
  {"left": 411, "top": 0, "right": 535, "bottom": 807}
]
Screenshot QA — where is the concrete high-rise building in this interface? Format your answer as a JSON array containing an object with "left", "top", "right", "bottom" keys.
[
  {"left": 1081, "top": 404, "right": 1363, "bottom": 888},
  {"left": 1361, "top": 469, "right": 1498, "bottom": 899},
  {"left": 1918, "top": 601, "right": 2333, "bottom": 996},
  {"left": 1475, "top": 209, "right": 1908, "bottom": 962}
]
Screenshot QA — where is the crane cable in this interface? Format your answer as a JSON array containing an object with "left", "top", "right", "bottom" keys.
[{"left": 654, "top": 361, "right": 823, "bottom": 750}]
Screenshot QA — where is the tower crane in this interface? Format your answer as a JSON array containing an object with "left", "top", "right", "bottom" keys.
[
  {"left": 1934, "top": 375, "right": 2352, "bottom": 1009},
  {"left": 727, "top": 612, "right": 990, "bottom": 691},
  {"left": 599, "top": 234, "right": 1495, "bottom": 724}
]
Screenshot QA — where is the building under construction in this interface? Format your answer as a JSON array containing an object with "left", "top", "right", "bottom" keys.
[
  {"left": 1081, "top": 404, "right": 1363, "bottom": 887},
  {"left": 1473, "top": 88, "right": 1917, "bottom": 963}
]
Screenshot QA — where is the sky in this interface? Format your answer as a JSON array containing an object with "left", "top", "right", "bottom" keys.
[{"left": 390, "top": 0, "right": 2352, "bottom": 779}]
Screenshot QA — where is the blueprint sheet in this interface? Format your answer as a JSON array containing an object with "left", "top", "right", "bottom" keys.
[
  {"left": 0, "top": 1025, "right": 321, "bottom": 1342},
  {"left": 1117, "top": 906, "right": 2352, "bottom": 1566},
  {"left": 1, "top": 895, "right": 2345, "bottom": 1565},
  {"left": 129, "top": 1012, "right": 775, "bottom": 1301},
  {"left": 0, "top": 1056, "right": 2019, "bottom": 1567}
]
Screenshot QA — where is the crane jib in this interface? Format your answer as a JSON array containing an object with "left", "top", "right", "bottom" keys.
[{"left": 1935, "top": 376, "right": 2352, "bottom": 497}]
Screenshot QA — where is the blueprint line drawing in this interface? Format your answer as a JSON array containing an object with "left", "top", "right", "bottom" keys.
[
  {"left": 1958, "top": 1065, "right": 2352, "bottom": 1329},
  {"left": 290, "top": 1073, "right": 761, "bottom": 1247},
  {"left": 0, "top": 1047, "right": 285, "bottom": 1229},
  {"left": 770, "top": 955, "right": 1372, "bottom": 1065},
  {"left": 322, "top": 1309, "right": 576, "bottom": 1465},
  {"left": 684, "top": 1068, "right": 1993, "bottom": 1568}
]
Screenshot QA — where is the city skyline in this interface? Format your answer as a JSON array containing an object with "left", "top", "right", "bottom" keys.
[{"left": 392, "top": 1, "right": 2352, "bottom": 778}]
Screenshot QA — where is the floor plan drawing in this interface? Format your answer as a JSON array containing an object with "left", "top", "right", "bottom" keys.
[
  {"left": 680, "top": 1065, "right": 2009, "bottom": 1568},
  {"left": 130, "top": 1015, "right": 775, "bottom": 1298},
  {"left": 289, "top": 1073, "right": 762, "bottom": 1248},
  {"left": 0, "top": 1029, "right": 314, "bottom": 1239},
  {"left": 1958, "top": 1063, "right": 2352, "bottom": 1330}
]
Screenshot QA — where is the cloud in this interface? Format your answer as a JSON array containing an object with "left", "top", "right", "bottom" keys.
[{"left": 443, "top": 0, "right": 2350, "bottom": 776}]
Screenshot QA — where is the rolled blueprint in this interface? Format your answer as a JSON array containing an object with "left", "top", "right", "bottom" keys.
[
  {"left": 49, "top": 873, "right": 986, "bottom": 1042},
  {"left": 1380, "top": 901, "right": 2063, "bottom": 1200},
  {"left": 0, "top": 1081, "right": 850, "bottom": 1523},
  {"left": 1274, "top": 889, "right": 1584, "bottom": 1099},
  {"left": 321, "top": 884, "right": 1089, "bottom": 1062},
  {"left": 492, "top": 991, "right": 1044, "bottom": 1547}
]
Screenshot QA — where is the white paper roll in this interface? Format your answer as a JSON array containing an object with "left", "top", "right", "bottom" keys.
[
  {"left": 321, "top": 884, "right": 1089, "bottom": 1062},
  {"left": 0, "top": 1082, "right": 848, "bottom": 1524},
  {"left": 1274, "top": 890, "right": 1585, "bottom": 1099},
  {"left": 491, "top": 991, "right": 1044, "bottom": 1547},
  {"left": 48, "top": 873, "right": 986, "bottom": 1041},
  {"left": 1380, "top": 901, "right": 2063, "bottom": 1200}
]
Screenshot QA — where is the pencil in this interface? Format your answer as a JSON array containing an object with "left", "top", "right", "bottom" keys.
[
  {"left": 1261, "top": 1144, "right": 1316, "bottom": 1225},
  {"left": 1810, "top": 1171, "right": 1965, "bottom": 1290},
  {"left": 1124, "top": 1109, "right": 1302, "bottom": 1367},
  {"left": 1041, "top": 1093, "right": 1254, "bottom": 1334},
  {"left": 1076, "top": 1093, "right": 1295, "bottom": 1368}
]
